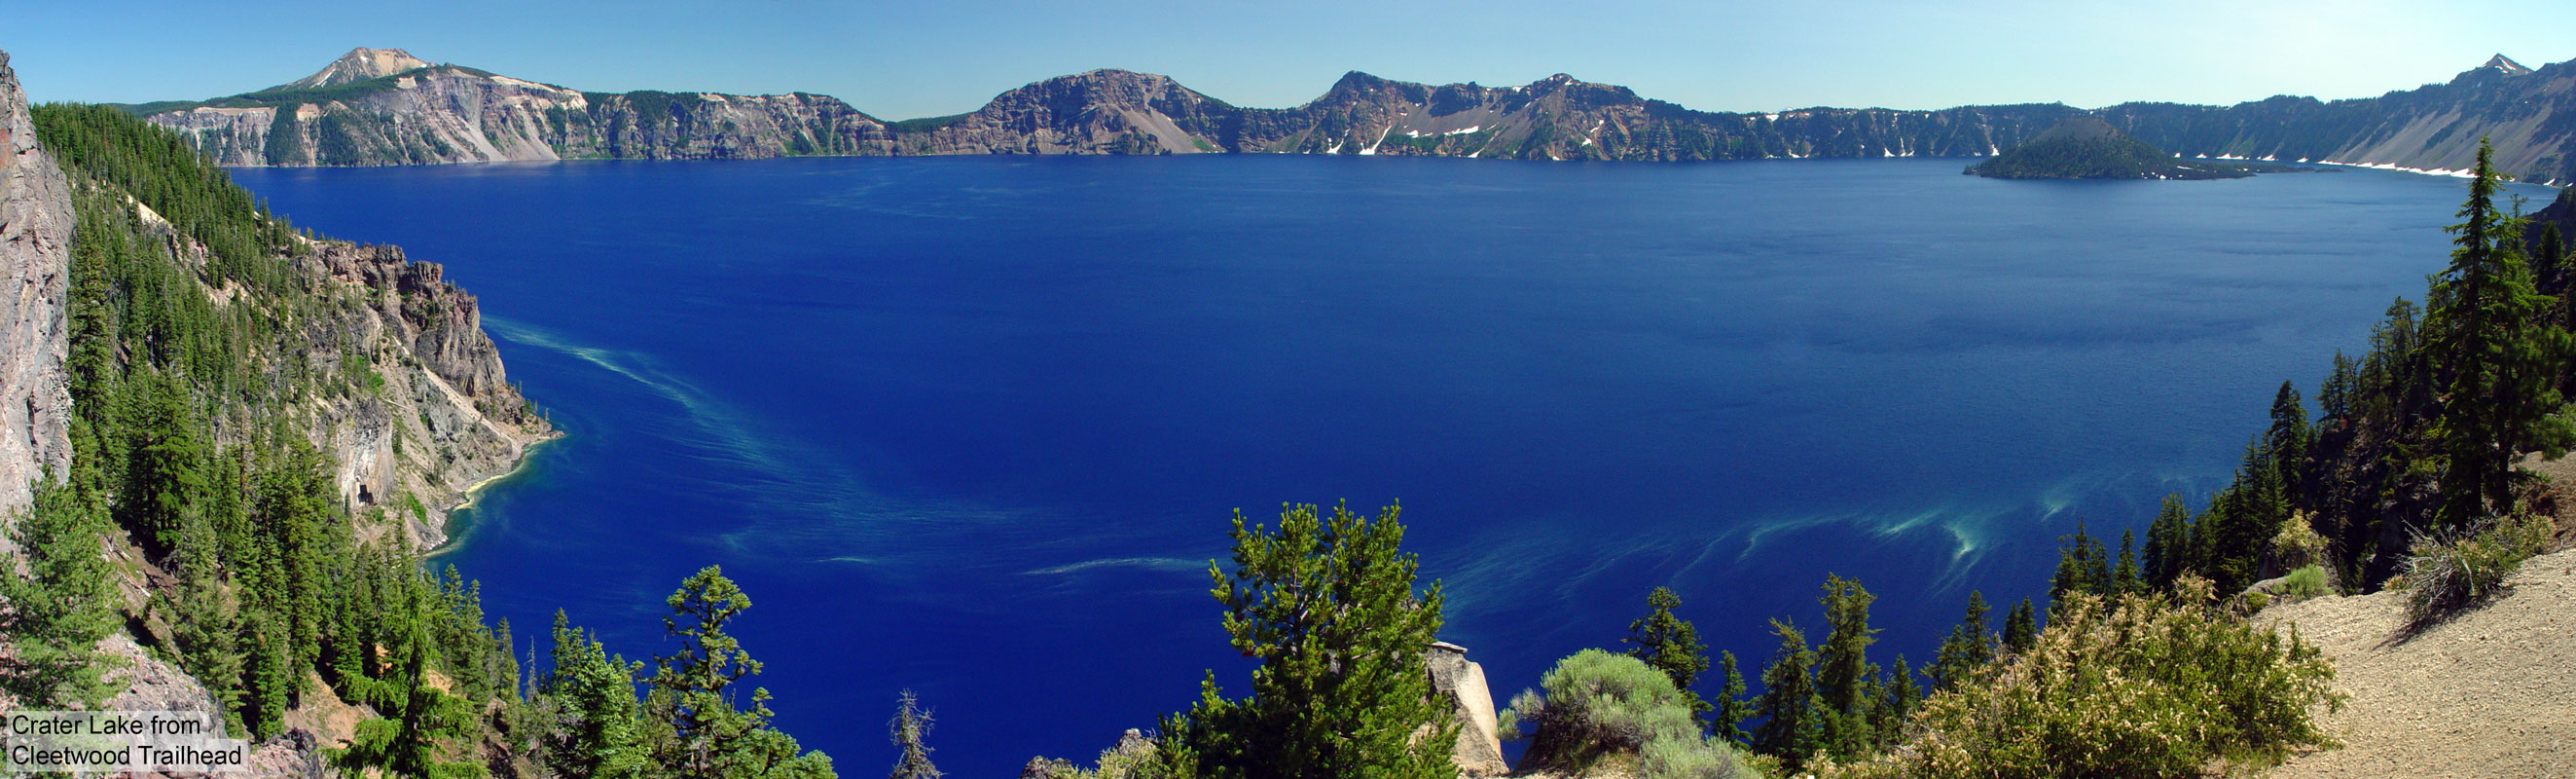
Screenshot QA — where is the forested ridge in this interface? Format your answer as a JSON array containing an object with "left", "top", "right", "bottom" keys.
[{"left": 4, "top": 105, "right": 835, "bottom": 779}]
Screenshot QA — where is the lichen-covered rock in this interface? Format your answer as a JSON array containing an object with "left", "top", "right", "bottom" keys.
[{"left": 0, "top": 48, "right": 73, "bottom": 521}]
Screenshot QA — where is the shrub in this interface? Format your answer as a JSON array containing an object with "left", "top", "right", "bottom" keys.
[
  {"left": 2398, "top": 514, "right": 2552, "bottom": 623},
  {"left": 1505, "top": 649, "right": 1756, "bottom": 778},
  {"left": 1836, "top": 576, "right": 2340, "bottom": 779},
  {"left": 2269, "top": 514, "right": 2329, "bottom": 574},
  {"left": 2277, "top": 565, "right": 2332, "bottom": 603}
]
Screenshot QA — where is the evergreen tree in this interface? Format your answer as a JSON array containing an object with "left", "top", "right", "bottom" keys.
[
  {"left": 888, "top": 690, "right": 941, "bottom": 779},
  {"left": 540, "top": 611, "right": 646, "bottom": 779},
  {"left": 2268, "top": 380, "right": 2311, "bottom": 497},
  {"left": 1927, "top": 591, "right": 1993, "bottom": 691},
  {"left": 2318, "top": 352, "right": 2359, "bottom": 427},
  {"left": 645, "top": 567, "right": 834, "bottom": 779},
  {"left": 1167, "top": 502, "right": 1456, "bottom": 779},
  {"left": 2427, "top": 139, "right": 2575, "bottom": 527},
  {"left": 2113, "top": 530, "right": 2144, "bottom": 595},
  {"left": 1879, "top": 655, "right": 1919, "bottom": 747},
  {"left": 330, "top": 590, "right": 486, "bottom": 779},
  {"left": 2537, "top": 222, "right": 2565, "bottom": 294},
  {"left": 1751, "top": 618, "right": 1822, "bottom": 768},
  {"left": 2143, "top": 495, "right": 2191, "bottom": 588},
  {"left": 1712, "top": 650, "right": 1752, "bottom": 747},
  {"left": 1621, "top": 586, "right": 1712, "bottom": 725},
  {"left": 2001, "top": 598, "right": 2039, "bottom": 656},
  {"left": 1814, "top": 575, "right": 1878, "bottom": 760},
  {"left": 0, "top": 476, "right": 120, "bottom": 706}
]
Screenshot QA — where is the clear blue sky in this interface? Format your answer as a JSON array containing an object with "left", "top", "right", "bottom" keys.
[{"left": 10, "top": 0, "right": 2574, "bottom": 120}]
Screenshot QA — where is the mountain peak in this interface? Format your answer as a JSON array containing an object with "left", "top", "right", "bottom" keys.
[
  {"left": 273, "top": 48, "right": 431, "bottom": 92},
  {"left": 2480, "top": 54, "right": 2532, "bottom": 76}
]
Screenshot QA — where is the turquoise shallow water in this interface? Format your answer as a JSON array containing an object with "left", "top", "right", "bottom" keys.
[{"left": 230, "top": 156, "right": 2544, "bottom": 775}]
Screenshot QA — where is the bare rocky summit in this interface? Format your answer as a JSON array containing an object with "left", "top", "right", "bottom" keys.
[{"left": 272, "top": 47, "right": 432, "bottom": 91}]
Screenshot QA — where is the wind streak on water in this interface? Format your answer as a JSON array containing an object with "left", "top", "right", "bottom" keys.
[{"left": 481, "top": 316, "right": 1125, "bottom": 589}]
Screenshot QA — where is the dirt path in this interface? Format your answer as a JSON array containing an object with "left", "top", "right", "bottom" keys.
[{"left": 2261, "top": 545, "right": 2576, "bottom": 778}]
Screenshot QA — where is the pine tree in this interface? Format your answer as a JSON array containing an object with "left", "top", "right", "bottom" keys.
[
  {"left": 2113, "top": 531, "right": 2144, "bottom": 595},
  {"left": 1712, "top": 650, "right": 1752, "bottom": 747},
  {"left": 1814, "top": 575, "right": 1879, "bottom": 760},
  {"left": 0, "top": 476, "right": 121, "bottom": 706},
  {"left": 1622, "top": 586, "right": 1712, "bottom": 725},
  {"left": 2001, "top": 598, "right": 2039, "bottom": 656},
  {"left": 645, "top": 567, "right": 833, "bottom": 779},
  {"left": 2319, "top": 352, "right": 2360, "bottom": 427},
  {"left": 1169, "top": 502, "right": 1456, "bottom": 779},
  {"left": 541, "top": 611, "right": 646, "bottom": 779},
  {"left": 1927, "top": 591, "right": 1993, "bottom": 691},
  {"left": 1879, "top": 655, "right": 1919, "bottom": 748},
  {"left": 888, "top": 690, "right": 941, "bottom": 779},
  {"left": 1751, "top": 618, "right": 1822, "bottom": 768},
  {"left": 2268, "top": 380, "right": 2311, "bottom": 496},
  {"left": 2428, "top": 139, "right": 2575, "bottom": 527},
  {"left": 2143, "top": 495, "right": 2190, "bottom": 588}
]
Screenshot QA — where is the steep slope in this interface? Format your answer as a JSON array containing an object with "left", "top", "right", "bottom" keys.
[
  {"left": 1969, "top": 115, "right": 2251, "bottom": 179},
  {"left": 135, "top": 50, "right": 2576, "bottom": 177},
  {"left": 140, "top": 56, "right": 899, "bottom": 165},
  {"left": 2103, "top": 55, "right": 2576, "bottom": 186},
  {"left": 272, "top": 47, "right": 431, "bottom": 92},
  {"left": 2260, "top": 544, "right": 2576, "bottom": 777},
  {"left": 901, "top": 68, "right": 1234, "bottom": 154},
  {"left": 2, "top": 42, "right": 565, "bottom": 776},
  {"left": 0, "top": 48, "right": 72, "bottom": 515}
]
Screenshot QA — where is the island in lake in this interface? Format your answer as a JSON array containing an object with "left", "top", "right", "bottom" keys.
[{"left": 1967, "top": 116, "right": 2302, "bottom": 180}]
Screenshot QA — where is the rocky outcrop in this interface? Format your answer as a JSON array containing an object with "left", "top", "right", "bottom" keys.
[
  {"left": 297, "top": 242, "right": 551, "bottom": 548},
  {"left": 1426, "top": 642, "right": 1508, "bottom": 776},
  {"left": 0, "top": 48, "right": 73, "bottom": 519}
]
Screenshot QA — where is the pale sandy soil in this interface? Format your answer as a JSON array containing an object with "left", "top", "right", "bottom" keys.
[{"left": 2261, "top": 543, "right": 2576, "bottom": 778}]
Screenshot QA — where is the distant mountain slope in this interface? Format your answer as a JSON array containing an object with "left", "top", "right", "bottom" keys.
[
  {"left": 272, "top": 46, "right": 429, "bottom": 91},
  {"left": 911, "top": 68, "right": 2082, "bottom": 161},
  {"left": 1969, "top": 116, "right": 2251, "bottom": 179},
  {"left": 127, "top": 49, "right": 2576, "bottom": 181},
  {"left": 2102, "top": 55, "right": 2576, "bottom": 185},
  {"left": 135, "top": 49, "right": 899, "bottom": 165}
]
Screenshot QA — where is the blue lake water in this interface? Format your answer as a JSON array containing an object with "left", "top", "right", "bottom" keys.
[{"left": 229, "top": 156, "right": 2544, "bottom": 776}]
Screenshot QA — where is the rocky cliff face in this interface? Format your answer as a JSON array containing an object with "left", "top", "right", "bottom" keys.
[
  {"left": 2103, "top": 55, "right": 2576, "bottom": 186},
  {"left": 145, "top": 57, "right": 899, "bottom": 166},
  {"left": 904, "top": 69, "right": 1232, "bottom": 154},
  {"left": 295, "top": 241, "right": 552, "bottom": 548},
  {"left": 137, "top": 49, "right": 2576, "bottom": 178},
  {"left": 0, "top": 48, "right": 73, "bottom": 519}
]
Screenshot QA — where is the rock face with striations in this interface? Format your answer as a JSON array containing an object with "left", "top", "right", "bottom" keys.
[
  {"left": 0, "top": 48, "right": 74, "bottom": 519},
  {"left": 144, "top": 48, "right": 900, "bottom": 166}
]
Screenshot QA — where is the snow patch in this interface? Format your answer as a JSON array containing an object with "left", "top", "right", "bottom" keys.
[
  {"left": 1444, "top": 126, "right": 1481, "bottom": 135},
  {"left": 1359, "top": 125, "right": 1392, "bottom": 156}
]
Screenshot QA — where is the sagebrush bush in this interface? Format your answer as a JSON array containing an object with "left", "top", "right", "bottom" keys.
[
  {"left": 1829, "top": 576, "right": 2340, "bottom": 779},
  {"left": 1505, "top": 649, "right": 1755, "bottom": 778},
  {"left": 2400, "top": 515, "right": 2552, "bottom": 623}
]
